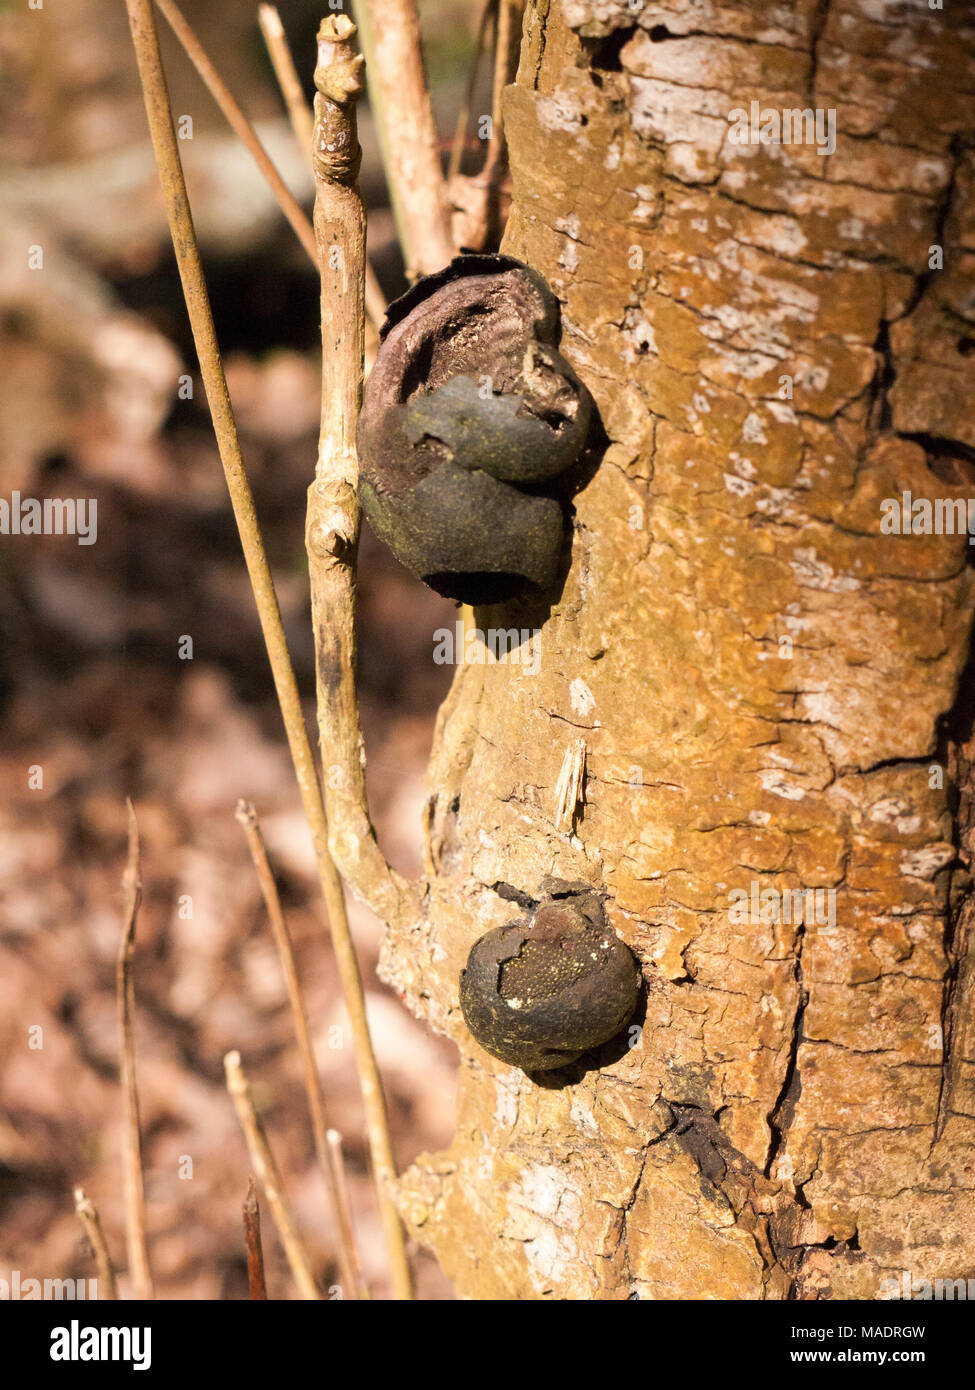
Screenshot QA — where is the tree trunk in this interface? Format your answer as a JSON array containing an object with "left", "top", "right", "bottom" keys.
[{"left": 381, "top": 0, "right": 975, "bottom": 1298}]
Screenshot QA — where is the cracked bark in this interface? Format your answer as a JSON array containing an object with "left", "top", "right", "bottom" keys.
[{"left": 380, "top": 0, "right": 975, "bottom": 1298}]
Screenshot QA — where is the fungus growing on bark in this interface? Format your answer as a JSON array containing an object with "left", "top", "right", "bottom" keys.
[
  {"left": 459, "top": 885, "right": 641, "bottom": 1071},
  {"left": 356, "top": 254, "right": 593, "bottom": 605}
]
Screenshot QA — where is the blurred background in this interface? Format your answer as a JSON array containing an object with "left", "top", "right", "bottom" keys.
[{"left": 0, "top": 0, "right": 498, "bottom": 1299}]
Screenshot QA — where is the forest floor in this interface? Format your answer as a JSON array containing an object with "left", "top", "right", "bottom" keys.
[{"left": 0, "top": 0, "right": 481, "bottom": 1299}]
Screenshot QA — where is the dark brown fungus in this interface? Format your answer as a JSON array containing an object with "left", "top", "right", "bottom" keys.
[
  {"left": 459, "top": 887, "right": 641, "bottom": 1072},
  {"left": 356, "top": 254, "right": 593, "bottom": 605}
]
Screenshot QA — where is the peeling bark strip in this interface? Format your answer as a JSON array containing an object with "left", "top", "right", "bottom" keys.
[{"left": 383, "top": 0, "right": 975, "bottom": 1298}]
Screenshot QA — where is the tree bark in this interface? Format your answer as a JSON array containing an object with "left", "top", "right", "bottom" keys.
[{"left": 381, "top": 0, "right": 975, "bottom": 1299}]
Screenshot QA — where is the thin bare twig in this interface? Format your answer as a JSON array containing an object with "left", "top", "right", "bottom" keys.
[
  {"left": 448, "top": 0, "right": 497, "bottom": 183},
  {"left": 258, "top": 3, "right": 314, "bottom": 156},
  {"left": 364, "top": 260, "right": 388, "bottom": 332},
  {"left": 306, "top": 15, "right": 415, "bottom": 1302},
  {"left": 446, "top": 0, "right": 520, "bottom": 252},
  {"left": 153, "top": 0, "right": 318, "bottom": 265},
  {"left": 155, "top": 0, "right": 379, "bottom": 346},
  {"left": 225, "top": 1052, "right": 320, "bottom": 1300},
  {"left": 353, "top": 0, "right": 453, "bottom": 276},
  {"left": 123, "top": 0, "right": 414, "bottom": 1298},
  {"left": 117, "top": 800, "right": 154, "bottom": 1300},
  {"left": 73, "top": 1187, "right": 119, "bottom": 1300},
  {"left": 305, "top": 18, "right": 420, "bottom": 941},
  {"left": 486, "top": 0, "right": 517, "bottom": 173},
  {"left": 243, "top": 1176, "right": 268, "bottom": 1300},
  {"left": 257, "top": 1, "right": 387, "bottom": 332},
  {"left": 235, "top": 799, "right": 367, "bottom": 1299},
  {"left": 325, "top": 1128, "right": 361, "bottom": 1293}
]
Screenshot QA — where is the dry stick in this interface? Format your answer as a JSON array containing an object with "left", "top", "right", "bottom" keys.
[
  {"left": 73, "top": 1188, "right": 119, "bottom": 1300},
  {"left": 325, "top": 1128, "right": 360, "bottom": 1285},
  {"left": 447, "top": 0, "right": 519, "bottom": 254},
  {"left": 257, "top": 1, "right": 387, "bottom": 331},
  {"left": 486, "top": 0, "right": 516, "bottom": 174},
  {"left": 225, "top": 1053, "right": 320, "bottom": 1300},
  {"left": 123, "top": 0, "right": 415, "bottom": 1300},
  {"left": 154, "top": 0, "right": 318, "bottom": 265},
  {"left": 257, "top": 4, "right": 314, "bottom": 155},
  {"left": 305, "top": 17, "right": 419, "bottom": 938},
  {"left": 235, "top": 799, "right": 367, "bottom": 1300},
  {"left": 155, "top": 0, "right": 379, "bottom": 341},
  {"left": 353, "top": 0, "right": 453, "bottom": 277},
  {"left": 243, "top": 1176, "right": 268, "bottom": 1300},
  {"left": 306, "top": 17, "right": 414, "bottom": 1304},
  {"left": 365, "top": 262, "right": 389, "bottom": 336},
  {"left": 117, "top": 801, "right": 154, "bottom": 1300},
  {"left": 447, "top": 0, "right": 497, "bottom": 183}
]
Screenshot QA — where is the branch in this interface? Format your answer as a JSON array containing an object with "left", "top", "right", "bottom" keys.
[
  {"left": 116, "top": 800, "right": 154, "bottom": 1300},
  {"left": 73, "top": 1187, "right": 119, "bottom": 1300},
  {"left": 305, "top": 15, "right": 416, "bottom": 1302},
  {"left": 225, "top": 1052, "right": 320, "bottom": 1300},
  {"left": 325, "top": 1128, "right": 360, "bottom": 1299},
  {"left": 447, "top": 0, "right": 497, "bottom": 183},
  {"left": 258, "top": 4, "right": 314, "bottom": 156},
  {"left": 353, "top": 0, "right": 453, "bottom": 276},
  {"left": 123, "top": 0, "right": 413, "bottom": 1299},
  {"left": 153, "top": 0, "right": 318, "bottom": 266},
  {"left": 153, "top": 0, "right": 385, "bottom": 343},
  {"left": 487, "top": 0, "right": 520, "bottom": 174},
  {"left": 242, "top": 1176, "right": 268, "bottom": 1300},
  {"left": 257, "top": 3, "right": 387, "bottom": 338},
  {"left": 306, "top": 16, "right": 422, "bottom": 938},
  {"left": 447, "top": 0, "right": 521, "bottom": 252},
  {"left": 236, "top": 799, "right": 367, "bottom": 1299}
]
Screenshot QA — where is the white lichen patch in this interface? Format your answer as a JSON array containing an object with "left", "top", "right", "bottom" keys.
[
  {"left": 796, "top": 690, "right": 842, "bottom": 730},
  {"left": 790, "top": 547, "right": 861, "bottom": 593},
  {"left": 517, "top": 1163, "right": 571, "bottom": 1221},
  {"left": 508, "top": 1163, "right": 584, "bottom": 1289},
  {"left": 899, "top": 844, "right": 955, "bottom": 880},
  {"left": 536, "top": 90, "right": 585, "bottom": 133},
  {"left": 767, "top": 400, "right": 798, "bottom": 425},
  {"left": 742, "top": 412, "right": 769, "bottom": 444},
  {"left": 759, "top": 769, "right": 807, "bottom": 801},
  {"left": 559, "top": 240, "right": 580, "bottom": 274},
  {"left": 729, "top": 454, "right": 757, "bottom": 479},
  {"left": 570, "top": 678, "right": 596, "bottom": 718},
  {"left": 633, "top": 186, "right": 660, "bottom": 221},
  {"left": 494, "top": 1070, "right": 523, "bottom": 1127},
  {"left": 869, "top": 797, "right": 922, "bottom": 835},
  {"left": 555, "top": 213, "right": 581, "bottom": 242},
  {"left": 524, "top": 1226, "right": 579, "bottom": 1285},
  {"left": 620, "top": 308, "right": 657, "bottom": 363},
  {"left": 724, "top": 472, "right": 755, "bottom": 497}
]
